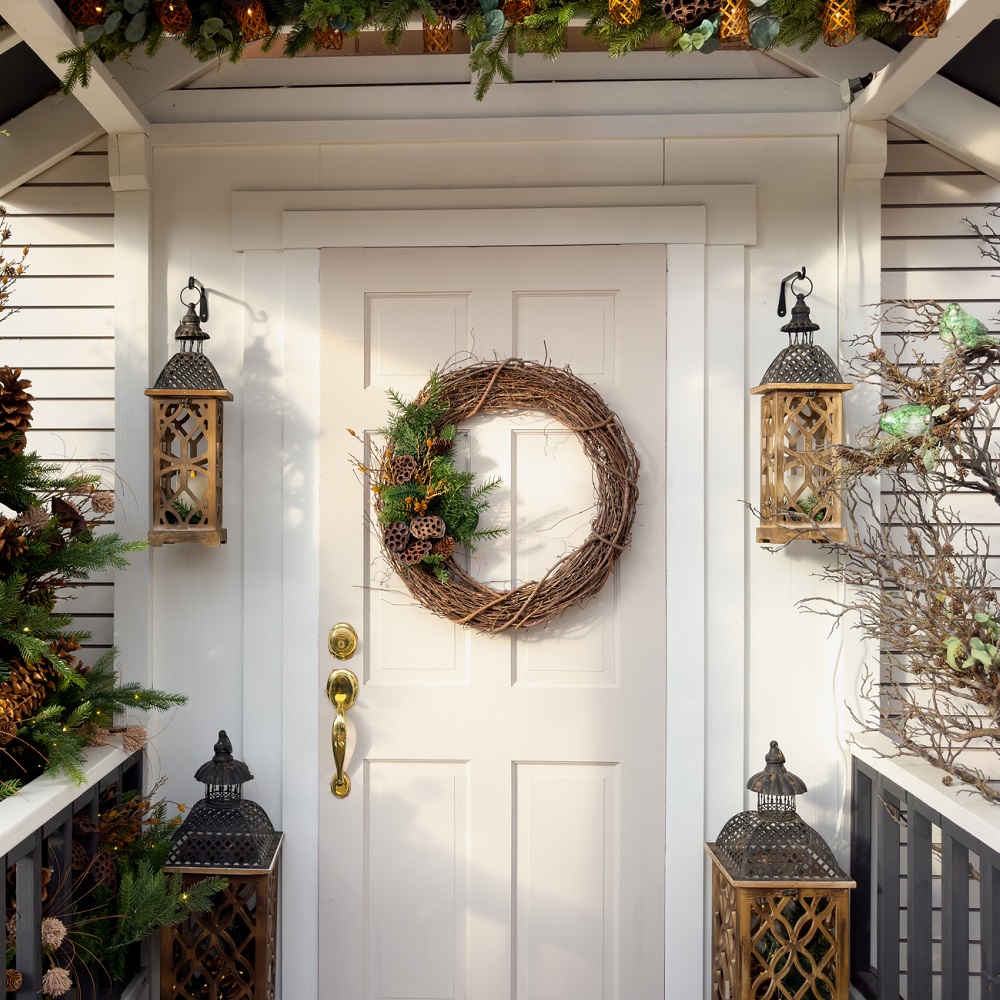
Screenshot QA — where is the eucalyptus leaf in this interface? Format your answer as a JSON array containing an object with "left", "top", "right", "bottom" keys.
[
  {"left": 125, "top": 11, "right": 147, "bottom": 42},
  {"left": 485, "top": 9, "right": 504, "bottom": 32},
  {"left": 480, "top": 0, "right": 502, "bottom": 11},
  {"left": 971, "top": 637, "right": 986, "bottom": 650},
  {"left": 922, "top": 447, "right": 938, "bottom": 472},
  {"left": 202, "top": 36, "right": 217, "bottom": 51},
  {"left": 749, "top": 13, "right": 779, "bottom": 49},
  {"left": 220, "top": 27, "right": 233, "bottom": 42},
  {"left": 931, "top": 404, "right": 950, "bottom": 417},
  {"left": 962, "top": 656, "right": 975, "bottom": 670},
  {"left": 944, "top": 637, "right": 963, "bottom": 669},
  {"left": 972, "top": 648, "right": 993, "bottom": 667},
  {"left": 104, "top": 10, "right": 123, "bottom": 32},
  {"left": 975, "top": 612, "right": 992, "bottom": 623},
  {"left": 203, "top": 17, "right": 224, "bottom": 33},
  {"left": 82, "top": 24, "right": 106, "bottom": 42},
  {"left": 124, "top": 0, "right": 146, "bottom": 13}
]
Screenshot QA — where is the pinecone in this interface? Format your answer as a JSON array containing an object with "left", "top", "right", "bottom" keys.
[
  {"left": 0, "top": 519, "right": 27, "bottom": 562},
  {"left": 432, "top": 535, "right": 456, "bottom": 560},
  {"left": 391, "top": 455, "right": 418, "bottom": 484},
  {"left": 399, "top": 538, "right": 432, "bottom": 565},
  {"left": 383, "top": 521, "right": 411, "bottom": 553},
  {"left": 5, "top": 970, "right": 22, "bottom": 993},
  {"left": 427, "top": 436, "right": 454, "bottom": 456},
  {"left": 661, "top": 0, "right": 720, "bottom": 26},
  {"left": 0, "top": 366, "right": 34, "bottom": 455},
  {"left": 878, "top": 0, "right": 934, "bottom": 20},
  {"left": 16, "top": 505, "right": 50, "bottom": 534},
  {"left": 50, "top": 635, "right": 84, "bottom": 672},
  {"left": 0, "top": 656, "right": 61, "bottom": 727},
  {"left": 410, "top": 515, "right": 446, "bottom": 540},
  {"left": 0, "top": 719, "right": 16, "bottom": 745}
]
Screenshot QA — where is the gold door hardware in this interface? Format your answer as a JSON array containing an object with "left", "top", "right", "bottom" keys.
[
  {"left": 328, "top": 622, "right": 358, "bottom": 660},
  {"left": 327, "top": 667, "right": 359, "bottom": 798}
]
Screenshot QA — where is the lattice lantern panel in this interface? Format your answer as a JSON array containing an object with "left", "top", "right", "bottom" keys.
[
  {"left": 708, "top": 845, "right": 853, "bottom": 1000},
  {"left": 146, "top": 388, "right": 231, "bottom": 546},
  {"left": 751, "top": 383, "right": 851, "bottom": 544},
  {"left": 161, "top": 839, "right": 282, "bottom": 1000}
]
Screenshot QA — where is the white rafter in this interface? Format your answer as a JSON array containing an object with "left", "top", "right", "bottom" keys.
[
  {"left": 0, "top": 27, "right": 21, "bottom": 57},
  {"left": 0, "top": 0, "right": 148, "bottom": 134},
  {"left": 851, "top": 0, "right": 997, "bottom": 122}
]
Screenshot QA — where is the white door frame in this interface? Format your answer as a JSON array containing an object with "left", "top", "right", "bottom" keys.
[{"left": 233, "top": 188, "right": 755, "bottom": 999}]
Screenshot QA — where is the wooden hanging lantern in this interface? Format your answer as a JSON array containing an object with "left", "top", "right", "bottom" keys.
[
  {"left": 145, "top": 278, "right": 232, "bottom": 547},
  {"left": 707, "top": 741, "right": 855, "bottom": 1000},
  {"left": 751, "top": 269, "right": 852, "bottom": 544},
  {"left": 821, "top": 0, "right": 857, "bottom": 45},
  {"left": 161, "top": 731, "right": 283, "bottom": 1000}
]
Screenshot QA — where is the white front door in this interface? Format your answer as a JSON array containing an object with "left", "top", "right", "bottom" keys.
[{"left": 318, "top": 244, "right": 666, "bottom": 1000}]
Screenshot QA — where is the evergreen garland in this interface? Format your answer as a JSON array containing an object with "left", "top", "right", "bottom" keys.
[{"left": 37, "top": 0, "right": 910, "bottom": 100}]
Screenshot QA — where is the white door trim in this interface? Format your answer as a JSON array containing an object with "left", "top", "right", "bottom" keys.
[{"left": 233, "top": 190, "right": 753, "bottom": 999}]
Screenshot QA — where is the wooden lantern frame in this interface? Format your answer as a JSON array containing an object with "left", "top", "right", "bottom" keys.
[
  {"left": 145, "top": 386, "right": 232, "bottom": 547},
  {"left": 707, "top": 843, "right": 854, "bottom": 1000},
  {"left": 751, "top": 380, "right": 852, "bottom": 544},
  {"left": 161, "top": 836, "right": 283, "bottom": 1000}
]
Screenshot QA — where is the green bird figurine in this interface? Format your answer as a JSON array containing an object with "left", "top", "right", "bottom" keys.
[
  {"left": 879, "top": 403, "right": 932, "bottom": 438},
  {"left": 939, "top": 303, "right": 998, "bottom": 350}
]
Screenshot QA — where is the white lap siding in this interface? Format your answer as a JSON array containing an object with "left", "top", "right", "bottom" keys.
[{"left": 2, "top": 138, "right": 115, "bottom": 666}]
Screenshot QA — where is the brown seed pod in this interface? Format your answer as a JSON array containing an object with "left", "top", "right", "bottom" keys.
[
  {"left": 410, "top": 515, "right": 446, "bottom": 540},
  {"left": 399, "top": 538, "right": 432, "bottom": 565},
  {"left": 383, "top": 521, "right": 411, "bottom": 553},
  {"left": 392, "top": 455, "right": 418, "bottom": 484}
]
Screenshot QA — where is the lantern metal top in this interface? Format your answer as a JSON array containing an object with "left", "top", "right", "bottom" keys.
[
  {"left": 756, "top": 269, "right": 847, "bottom": 387},
  {"left": 713, "top": 741, "right": 850, "bottom": 882},
  {"left": 150, "top": 280, "right": 230, "bottom": 393},
  {"left": 165, "top": 730, "right": 280, "bottom": 870}
]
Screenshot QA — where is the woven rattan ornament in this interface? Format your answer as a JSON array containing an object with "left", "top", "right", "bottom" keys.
[
  {"left": 314, "top": 22, "right": 345, "bottom": 48},
  {"left": 609, "top": 0, "right": 642, "bottom": 25},
  {"left": 0, "top": 366, "right": 34, "bottom": 455},
  {"left": 660, "top": 0, "right": 719, "bottom": 26},
  {"left": 423, "top": 14, "right": 454, "bottom": 52},
  {"left": 432, "top": 535, "right": 455, "bottom": 559},
  {"left": 384, "top": 521, "right": 411, "bottom": 553},
  {"left": 502, "top": 0, "right": 536, "bottom": 23},
  {"left": 719, "top": 0, "right": 749, "bottom": 40},
  {"left": 230, "top": 0, "right": 269, "bottom": 42},
  {"left": 410, "top": 515, "right": 446, "bottom": 540},
  {"left": 65, "top": 0, "right": 107, "bottom": 25},
  {"left": 154, "top": 0, "right": 192, "bottom": 33},
  {"left": 877, "top": 0, "right": 933, "bottom": 21},
  {"left": 821, "top": 0, "right": 856, "bottom": 45},
  {"left": 908, "top": 0, "right": 949, "bottom": 36},
  {"left": 392, "top": 454, "right": 418, "bottom": 484},
  {"left": 400, "top": 538, "right": 433, "bottom": 565}
]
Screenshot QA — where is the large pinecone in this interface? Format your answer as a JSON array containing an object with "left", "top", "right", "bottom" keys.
[
  {"left": 0, "top": 656, "right": 61, "bottom": 729},
  {"left": 661, "top": 0, "right": 720, "bottom": 26},
  {"left": 0, "top": 520, "right": 27, "bottom": 563},
  {"left": 0, "top": 366, "right": 34, "bottom": 455}
]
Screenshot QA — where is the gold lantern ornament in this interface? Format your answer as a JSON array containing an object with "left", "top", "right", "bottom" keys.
[
  {"left": 707, "top": 741, "right": 855, "bottom": 1000},
  {"left": 821, "top": 0, "right": 856, "bottom": 45},
  {"left": 145, "top": 278, "right": 232, "bottom": 547},
  {"left": 751, "top": 268, "right": 852, "bottom": 544}
]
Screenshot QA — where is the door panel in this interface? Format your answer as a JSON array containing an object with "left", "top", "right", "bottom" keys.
[{"left": 319, "top": 245, "right": 665, "bottom": 1000}]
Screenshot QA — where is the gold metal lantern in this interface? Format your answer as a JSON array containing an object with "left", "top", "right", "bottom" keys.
[
  {"left": 752, "top": 269, "right": 852, "bottom": 544},
  {"left": 707, "top": 741, "right": 855, "bottom": 1000},
  {"left": 146, "top": 278, "right": 232, "bottom": 547}
]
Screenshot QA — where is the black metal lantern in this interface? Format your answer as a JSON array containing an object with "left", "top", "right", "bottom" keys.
[
  {"left": 707, "top": 741, "right": 855, "bottom": 1000},
  {"left": 145, "top": 277, "right": 232, "bottom": 547},
  {"left": 751, "top": 268, "right": 853, "bottom": 544},
  {"left": 162, "top": 731, "right": 282, "bottom": 1000}
]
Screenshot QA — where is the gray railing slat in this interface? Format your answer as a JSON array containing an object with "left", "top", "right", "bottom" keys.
[
  {"left": 941, "top": 816, "right": 972, "bottom": 1000},
  {"left": 907, "top": 801, "right": 934, "bottom": 996},
  {"left": 875, "top": 775, "right": 902, "bottom": 1000},
  {"left": 15, "top": 831, "right": 43, "bottom": 998},
  {"left": 982, "top": 845, "right": 1000, "bottom": 1000}
]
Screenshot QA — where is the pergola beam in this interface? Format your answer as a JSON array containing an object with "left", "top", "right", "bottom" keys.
[
  {"left": 0, "top": 0, "right": 148, "bottom": 135},
  {"left": 851, "top": 0, "right": 997, "bottom": 122}
]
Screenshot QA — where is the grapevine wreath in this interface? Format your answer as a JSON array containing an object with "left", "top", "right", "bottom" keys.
[{"left": 361, "top": 358, "right": 640, "bottom": 634}]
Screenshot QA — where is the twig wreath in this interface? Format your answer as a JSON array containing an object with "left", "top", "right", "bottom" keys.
[{"left": 359, "top": 358, "right": 640, "bottom": 634}]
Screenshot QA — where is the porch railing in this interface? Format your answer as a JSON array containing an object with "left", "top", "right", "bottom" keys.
[
  {"left": 0, "top": 745, "right": 146, "bottom": 1000},
  {"left": 850, "top": 734, "right": 1000, "bottom": 1000}
]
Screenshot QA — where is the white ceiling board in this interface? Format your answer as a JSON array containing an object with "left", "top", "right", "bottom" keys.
[
  {"left": 0, "top": 0, "right": 148, "bottom": 134},
  {"left": 851, "top": 0, "right": 998, "bottom": 122}
]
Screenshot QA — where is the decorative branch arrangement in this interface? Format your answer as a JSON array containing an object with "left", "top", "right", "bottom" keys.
[
  {"left": 807, "top": 212, "right": 1000, "bottom": 800},
  {"left": 6, "top": 0, "right": 947, "bottom": 101},
  {"left": 357, "top": 359, "right": 639, "bottom": 633}
]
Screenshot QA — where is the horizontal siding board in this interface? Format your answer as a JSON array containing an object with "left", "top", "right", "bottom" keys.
[
  {"left": 67, "top": 615, "right": 113, "bottom": 645},
  {"left": 3, "top": 186, "right": 115, "bottom": 215},
  {"left": 6, "top": 307, "right": 114, "bottom": 338},
  {"left": 886, "top": 144, "right": 978, "bottom": 175},
  {"left": 9, "top": 276, "right": 113, "bottom": 307},
  {"left": 29, "top": 368, "right": 115, "bottom": 399},
  {"left": 29, "top": 156, "right": 110, "bottom": 185},
  {"left": 882, "top": 174, "right": 1000, "bottom": 206},
  {"left": 3, "top": 339, "right": 114, "bottom": 368},
  {"left": 6, "top": 216, "right": 114, "bottom": 245},
  {"left": 55, "top": 585, "right": 114, "bottom": 616},
  {"left": 887, "top": 123, "right": 918, "bottom": 141},
  {"left": 32, "top": 399, "right": 114, "bottom": 430},
  {"left": 883, "top": 207, "right": 996, "bottom": 238},
  {"left": 882, "top": 238, "right": 995, "bottom": 270},
  {"left": 881, "top": 270, "right": 1000, "bottom": 301},
  {"left": 21, "top": 246, "right": 114, "bottom": 275},
  {"left": 25, "top": 429, "right": 114, "bottom": 460}
]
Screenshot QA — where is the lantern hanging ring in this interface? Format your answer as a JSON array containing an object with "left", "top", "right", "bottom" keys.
[
  {"left": 180, "top": 275, "right": 209, "bottom": 323},
  {"left": 777, "top": 267, "right": 812, "bottom": 317}
]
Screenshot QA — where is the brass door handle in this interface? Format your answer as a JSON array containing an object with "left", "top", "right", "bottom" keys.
[{"left": 327, "top": 667, "right": 358, "bottom": 798}]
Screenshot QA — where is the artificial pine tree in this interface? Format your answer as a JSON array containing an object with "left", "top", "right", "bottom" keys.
[{"left": 0, "top": 207, "right": 186, "bottom": 796}]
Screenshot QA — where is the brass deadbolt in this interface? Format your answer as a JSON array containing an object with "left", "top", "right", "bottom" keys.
[{"left": 328, "top": 622, "right": 358, "bottom": 660}]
